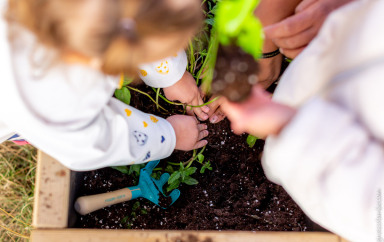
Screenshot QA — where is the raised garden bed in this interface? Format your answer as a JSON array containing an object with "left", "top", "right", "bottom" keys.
[{"left": 31, "top": 150, "right": 345, "bottom": 242}]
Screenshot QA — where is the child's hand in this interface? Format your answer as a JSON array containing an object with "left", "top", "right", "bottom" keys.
[
  {"left": 163, "top": 71, "right": 210, "bottom": 121},
  {"left": 166, "top": 115, "right": 208, "bottom": 151},
  {"left": 221, "top": 85, "right": 296, "bottom": 138}
]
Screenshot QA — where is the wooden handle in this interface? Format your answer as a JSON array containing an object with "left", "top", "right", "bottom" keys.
[{"left": 74, "top": 188, "right": 135, "bottom": 215}]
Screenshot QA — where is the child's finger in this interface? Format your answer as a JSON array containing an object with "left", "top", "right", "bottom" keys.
[
  {"left": 194, "top": 107, "right": 209, "bottom": 121},
  {"left": 197, "top": 129, "right": 209, "bottom": 141},
  {"left": 197, "top": 123, "right": 208, "bottom": 131},
  {"left": 193, "top": 139, "right": 208, "bottom": 149}
]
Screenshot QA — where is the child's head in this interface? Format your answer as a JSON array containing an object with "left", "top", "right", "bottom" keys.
[{"left": 6, "top": 0, "right": 202, "bottom": 76}]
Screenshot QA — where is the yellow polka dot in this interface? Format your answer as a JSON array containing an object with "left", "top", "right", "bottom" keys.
[
  {"left": 173, "top": 53, "right": 178, "bottom": 57},
  {"left": 150, "top": 116, "right": 159, "bottom": 123},
  {"left": 118, "top": 73, "right": 124, "bottom": 89},
  {"left": 143, "top": 121, "right": 148, "bottom": 127},
  {"left": 125, "top": 109, "right": 132, "bottom": 117},
  {"left": 140, "top": 70, "right": 147, "bottom": 77}
]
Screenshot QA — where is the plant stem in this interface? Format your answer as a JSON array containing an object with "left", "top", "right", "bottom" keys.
[
  {"left": 151, "top": 87, "right": 220, "bottom": 108},
  {"left": 155, "top": 88, "right": 160, "bottom": 110},
  {"left": 186, "top": 146, "right": 206, "bottom": 168},
  {"left": 127, "top": 86, "right": 168, "bottom": 112}
]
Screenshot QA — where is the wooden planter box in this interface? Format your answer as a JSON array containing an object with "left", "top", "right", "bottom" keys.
[{"left": 31, "top": 151, "right": 346, "bottom": 242}]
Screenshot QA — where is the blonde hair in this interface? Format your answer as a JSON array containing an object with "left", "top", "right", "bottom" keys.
[{"left": 6, "top": 0, "right": 202, "bottom": 76}]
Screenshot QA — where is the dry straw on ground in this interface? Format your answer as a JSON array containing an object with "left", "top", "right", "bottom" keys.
[{"left": 0, "top": 142, "right": 36, "bottom": 242}]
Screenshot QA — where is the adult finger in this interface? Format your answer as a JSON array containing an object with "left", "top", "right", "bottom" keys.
[
  {"left": 209, "top": 108, "right": 226, "bottom": 124},
  {"left": 280, "top": 46, "right": 306, "bottom": 59},
  {"left": 264, "top": 11, "right": 313, "bottom": 39},
  {"left": 273, "top": 27, "right": 317, "bottom": 50},
  {"left": 193, "top": 140, "right": 208, "bottom": 149},
  {"left": 296, "top": 0, "right": 319, "bottom": 13}
]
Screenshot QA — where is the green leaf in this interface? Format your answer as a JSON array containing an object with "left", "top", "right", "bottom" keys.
[
  {"left": 111, "top": 166, "right": 129, "bottom": 174},
  {"left": 215, "top": 0, "right": 264, "bottom": 59},
  {"left": 205, "top": 18, "right": 215, "bottom": 26},
  {"left": 197, "top": 154, "right": 205, "bottom": 164},
  {"left": 132, "top": 201, "right": 140, "bottom": 211},
  {"left": 167, "top": 179, "right": 181, "bottom": 192},
  {"left": 141, "top": 209, "right": 148, "bottom": 215},
  {"left": 165, "top": 165, "right": 174, "bottom": 173},
  {"left": 246, "top": 134, "right": 258, "bottom": 148},
  {"left": 121, "top": 216, "right": 129, "bottom": 224},
  {"left": 183, "top": 176, "right": 199, "bottom": 185},
  {"left": 128, "top": 164, "right": 144, "bottom": 176},
  {"left": 185, "top": 167, "right": 197, "bottom": 176},
  {"left": 181, "top": 170, "right": 186, "bottom": 181},
  {"left": 200, "top": 161, "right": 212, "bottom": 174},
  {"left": 115, "top": 86, "right": 131, "bottom": 105},
  {"left": 168, "top": 171, "right": 181, "bottom": 185}
]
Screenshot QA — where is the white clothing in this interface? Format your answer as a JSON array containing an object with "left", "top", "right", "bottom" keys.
[
  {"left": 263, "top": 0, "right": 384, "bottom": 241},
  {"left": 0, "top": 6, "right": 188, "bottom": 171}
]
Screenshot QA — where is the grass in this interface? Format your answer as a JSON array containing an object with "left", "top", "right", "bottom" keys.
[{"left": 0, "top": 142, "right": 37, "bottom": 242}]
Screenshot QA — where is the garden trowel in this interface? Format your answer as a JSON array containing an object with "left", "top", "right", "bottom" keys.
[{"left": 74, "top": 160, "right": 180, "bottom": 215}]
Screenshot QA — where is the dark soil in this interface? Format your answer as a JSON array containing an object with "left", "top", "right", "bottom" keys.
[
  {"left": 75, "top": 84, "right": 310, "bottom": 231},
  {"left": 211, "top": 45, "right": 259, "bottom": 102}
]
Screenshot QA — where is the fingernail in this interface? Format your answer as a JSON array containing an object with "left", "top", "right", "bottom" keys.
[
  {"left": 210, "top": 115, "right": 217, "bottom": 123},
  {"left": 202, "top": 106, "right": 210, "bottom": 112},
  {"left": 279, "top": 48, "right": 284, "bottom": 54}
]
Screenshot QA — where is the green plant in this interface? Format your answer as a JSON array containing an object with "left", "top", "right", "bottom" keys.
[
  {"left": 216, "top": 0, "right": 264, "bottom": 60},
  {"left": 201, "top": 0, "right": 264, "bottom": 93},
  {"left": 246, "top": 134, "right": 258, "bottom": 148},
  {"left": 111, "top": 164, "right": 145, "bottom": 176},
  {"left": 200, "top": 160, "right": 213, "bottom": 174},
  {"left": 167, "top": 162, "right": 198, "bottom": 192},
  {"left": 115, "top": 75, "right": 133, "bottom": 105}
]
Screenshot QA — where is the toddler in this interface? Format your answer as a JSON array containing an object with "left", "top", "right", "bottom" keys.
[{"left": 0, "top": 0, "right": 209, "bottom": 170}]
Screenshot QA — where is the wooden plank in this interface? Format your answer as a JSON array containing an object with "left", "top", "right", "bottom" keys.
[
  {"left": 32, "top": 151, "right": 70, "bottom": 228},
  {"left": 31, "top": 230, "right": 341, "bottom": 242}
]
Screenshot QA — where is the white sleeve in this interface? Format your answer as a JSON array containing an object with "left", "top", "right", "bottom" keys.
[
  {"left": 6, "top": 96, "right": 176, "bottom": 171},
  {"left": 137, "top": 50, "right": 187, "bottom": 88},
  {"left": 262, "top": 96, "right": 383, "bottom": 241}
]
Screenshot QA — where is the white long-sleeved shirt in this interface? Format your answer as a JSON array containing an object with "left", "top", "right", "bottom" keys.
[
  {"left": 263, "top": 0, "right": 384, "bottom": 241},
  {"left": 0, "top": 6, "right": 188, "bottom": 171}
]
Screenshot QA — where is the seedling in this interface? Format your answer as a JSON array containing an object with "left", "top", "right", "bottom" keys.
[
  {"left": 167, "top": 162, "right": 198, "bottom": 192},
  {"left": 200, "top": 160, "right": 213, "bottom": 174},
  {"left": 115, "top": 75, "right": 133, "bottom": 105},
  {"left": 246, "top": 135, "right": 258, "bottom": 148}
]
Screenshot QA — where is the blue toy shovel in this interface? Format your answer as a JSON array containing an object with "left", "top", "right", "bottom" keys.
[{"left": 74, "top": 160, "right": 180, "bottom": 215}]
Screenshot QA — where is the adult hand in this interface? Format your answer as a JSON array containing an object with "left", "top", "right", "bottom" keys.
[
  {"left": 221, "top": 85, "right": 296, "bottom": 138},
  {"left": 166, "top": 115, "right": 208, "bottom": 151},
  {"left": 163, "top": 71, "right": 210, "bottom": 121},
  {"left": 205, "top": 95, "right": 227, "bottom": 124},
  {"left": 264, "top": 0, "right": 353, "bottom": 58}
]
